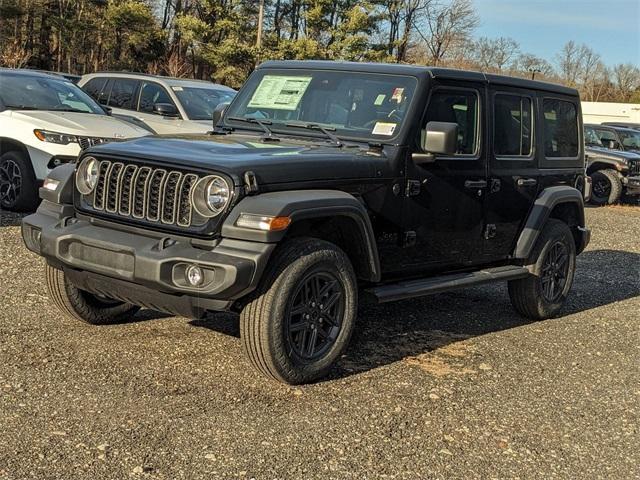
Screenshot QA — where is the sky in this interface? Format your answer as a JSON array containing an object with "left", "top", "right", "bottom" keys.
[{"left": 474, "top": 0, "right": 640, "bottom": 67}]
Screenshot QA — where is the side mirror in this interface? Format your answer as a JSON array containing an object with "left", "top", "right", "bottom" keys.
[
  {"left": 153, "top": 103, "right": 179, "bottom": 117},
  {"left": 412, "top": 121, "right": 458, "bottom": 164},
  {"left": 212, "top": 102, "right": 230, "bottom": 128}
]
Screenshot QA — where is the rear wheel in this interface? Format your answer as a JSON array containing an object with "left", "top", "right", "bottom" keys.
[
  {"left": 240, "top": 237, "right": 357, "bottom": 384},
  {"left": 589, "top": 169, "right": 622, "bottom": 205},
  {"left": 508, "top": 219, "right": 576, "bottom": 320},
  {"left": 45, "top": 264, "right": 140, "bottom": 325},
  {"left": 0, "top": 150, "right": 38, "bottom": 211}
]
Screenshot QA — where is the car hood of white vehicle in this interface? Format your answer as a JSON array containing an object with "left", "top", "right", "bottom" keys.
[{"left": 11, "top": 110, "right": 150, "bottom": 138}]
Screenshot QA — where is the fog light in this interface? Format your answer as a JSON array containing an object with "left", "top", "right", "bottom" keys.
[{"left": 185, "top": 265, "right": 204, "bottom": 287}]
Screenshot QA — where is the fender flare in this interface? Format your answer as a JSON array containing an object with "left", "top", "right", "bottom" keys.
[
  {"left": 38, "top": 163, "right": 75, "bottom": 205},
  {"left": 222, "top": 190, "right": 381, "bottom": 282},
  {"left": 514, "top": 186, "right": 585, "bottom": 259}
]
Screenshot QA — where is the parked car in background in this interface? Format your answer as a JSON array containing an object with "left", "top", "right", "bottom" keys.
[
  {"left": 602, "top": 122, "right": 640, "bottom": 131},
  {"left": 78, "top": 73, "right": 236, "bottom": 134},
  {"left": 584, "top": 125, "right": 640, "bottom": 205},
  {"left": 585, "top": 123, "right": 640, "bottom": 153},
  {"left": 0, "top": 69, "right": 150, "bottom": 211}
]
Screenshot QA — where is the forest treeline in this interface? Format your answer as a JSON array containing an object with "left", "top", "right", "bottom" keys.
[{"left": 0, "top": 0, "right": 638, "bottom": 102}]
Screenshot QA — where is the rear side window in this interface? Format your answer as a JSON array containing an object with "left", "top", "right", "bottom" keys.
[
  {"left": 494, "top": 94, "right": 532, "bottom": 157},
  {"left": 424, "top": 90, "right": 479, "bottom": 155},
  {"left": 138, "top": 82, "right": 174, "bottom": 113},
  {"left": 108, "top": 79, "right": 139, "bottom": 109},
  {"left": 83, "top": 78, "right": 107, "bottom": 101},
  {"left": 543, "top": 99, "right": 579, "bottom": 158}
]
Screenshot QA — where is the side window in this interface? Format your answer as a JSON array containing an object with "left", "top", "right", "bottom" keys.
[
  {"left": 97, "top": 79, "right": 113, "bottom": 105},
  {"left": 83, "top": 78, "right": 107, "bottom": 101},
  {"left": 138, "top": 82, "right": 174, "bottom": 113},
  {"left": 108, "top": 79, "right": 139, "bottom": 110},
  {"left": 424, "top": 90, "right": 479, "bottom": 155},
  {"left": 494, "top": 94, "right": 532, "bottom": 157},
  {"left": 543, "top": 99, "right": 579, "bottom": 158}
]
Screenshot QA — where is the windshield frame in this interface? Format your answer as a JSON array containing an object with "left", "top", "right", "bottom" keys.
[
  {"left": 0, "top": 72, "right": 105, "bottom": 115},
  {"left": 222, "top": 68, "right": 421, "bottom": 144}
]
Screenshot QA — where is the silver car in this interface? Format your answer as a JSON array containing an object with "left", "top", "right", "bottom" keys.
[{"left": 78, "top": 73, "right": 236, "bottom": 134}]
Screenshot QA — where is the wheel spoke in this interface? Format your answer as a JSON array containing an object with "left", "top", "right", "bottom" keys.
[
  {"left": 306, "top": 328, "right": 318, "bottom": 356},
  {"left": 289, "top": 321, "right": 307, "bottom": 332},
  {"left": 321, "top": 291, "right": 341, "bottom": 313}
]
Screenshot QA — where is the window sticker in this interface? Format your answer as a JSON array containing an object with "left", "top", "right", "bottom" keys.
[
  {"left": 372, "top": 122, "right": 397, "bottom": 136},
  {"left": 391, "top": 87, "right": 404, "bottom": 103},
  {"left": 171, "top": 86, "right": 184, "bottom": 91},
  {"left": 374, "top": 94, "right": 386, "bottom": 106},
  {"left": 247, "top": 75, "right": 312, "bottom": 111}
]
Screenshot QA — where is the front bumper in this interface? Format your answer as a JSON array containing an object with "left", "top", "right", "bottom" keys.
[
  {"left": 22, "top": 202, "right": 274, "bottom": 317},
  {"left": 623, "top": 175, "right": 640, "bottom": 196}
]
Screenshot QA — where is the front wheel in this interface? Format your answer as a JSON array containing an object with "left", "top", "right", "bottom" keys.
[
  {"left": 0, "top": 150, "right": 38, "bottom": 211},
  {"left": 589, "top": 169, "right": 622, "bottom": 205},
  {"left": 508, "top": 219, "right": 576, "bottom": 320},
  {"left": 45, "top": 264, "right": 140, "bottom": 325},
  {"left": 240, "top": 238, "right": 357, "bottom": 384}
]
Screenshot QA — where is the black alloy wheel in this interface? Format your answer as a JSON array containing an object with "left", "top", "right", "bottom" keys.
[
  {"left": 285, "top": 270, "right": 345, "bottom": 360},
  {"left": 591, "top": 175, "right": 611, "bottom": 200},
  {"left": 539, "top": 240, "right": 570, "bottom": 302},
  {"left": 0, "top": 157, "right": 22, "bottom": 208}
]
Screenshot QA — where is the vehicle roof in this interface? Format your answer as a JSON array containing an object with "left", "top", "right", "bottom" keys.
[
  {"left": 0, "top": 68, "right": 65, "bottom": 79},
  {"left": 257, "top": 60, "right": 579, "bottom": 96},
  {"left": 586, "top": 123, "right": 640, "bottom": 134},
  {"left": 82, "top": 71, "right": 235, "bottom": 91}
]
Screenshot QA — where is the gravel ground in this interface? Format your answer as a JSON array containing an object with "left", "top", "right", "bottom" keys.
[{"left": 0, "top": 206, "right": 638, "bottom": 480}]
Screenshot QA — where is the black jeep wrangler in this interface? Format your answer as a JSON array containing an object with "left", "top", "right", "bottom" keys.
[
  {"left": 585, "top": 125, "right": 640, "bottom": 205},
  {"left": 22, "top": 61, "right": 590, "bottom": 384}
]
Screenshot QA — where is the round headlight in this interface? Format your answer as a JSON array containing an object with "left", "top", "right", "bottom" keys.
[
  {"left": 76, "top": 156, "right": 99, "bottom": 195},
  {"left": 192, "top": 175, "right": 232, "bottom": 217}
]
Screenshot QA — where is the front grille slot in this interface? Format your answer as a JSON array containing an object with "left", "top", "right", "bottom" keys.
[
  {"left": 630, "top": 160, "right": 640, "bottom": 175},
  {"left": 88, "top": 160, "right": 199, "bottom": 228}
]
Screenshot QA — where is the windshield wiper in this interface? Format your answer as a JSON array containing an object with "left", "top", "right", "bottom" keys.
[
  {"left": 227, "top": 116, "right": 278, "bottom": 141},
  {"left": 3, "top": 104, "right": 39, "bottom": 110},
  {"left": 285, "top": 122, "right": 342, "bottom": 147}
]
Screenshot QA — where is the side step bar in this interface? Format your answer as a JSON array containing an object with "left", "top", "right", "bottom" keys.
[{"left": 367, "top": 266, "right": 531, "bottom": 303}]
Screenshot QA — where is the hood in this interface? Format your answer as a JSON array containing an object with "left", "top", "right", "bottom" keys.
[
  {"left": 586, "top": 145, "right": 640, "bottom": 162},
  {"left": 88, "top": 133, "right": 379, "bottom": 186},
  {"left": 12, "top": 110, "right": 150, "bottom": 138}
]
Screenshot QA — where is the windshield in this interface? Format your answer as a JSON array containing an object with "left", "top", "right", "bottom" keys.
[
  {"left": 225, "top": 69, "right": 418, "bottom": 141},
  {"left": 173, "top": 86, "right": 236, "bottom": 120},
  {"left": 584, "top": 127, "right": 603, "bottom": 147},
  {"left": 0, "top": 73, "right": 104, "bottom": 114},
  {"left": 617, "top": 129, "right": 640, "bottom": 150}
]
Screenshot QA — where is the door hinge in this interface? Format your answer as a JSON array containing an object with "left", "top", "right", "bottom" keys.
[
  {"left": 484, "top": 224, "right": 497, "bottom": 240},
  {"left": 406, "top": 179, "right": 421, "bottom": 197},
  {"left": 402, "top": 230, "right": 417, "bottom": 247}
]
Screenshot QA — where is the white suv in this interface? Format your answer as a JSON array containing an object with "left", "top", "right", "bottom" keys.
[
  {"left": 78, "top": 73, "right": 236, "bottom": 135},
  {"left": 0, "top": 69, "right": 150, "bottom": 211}
]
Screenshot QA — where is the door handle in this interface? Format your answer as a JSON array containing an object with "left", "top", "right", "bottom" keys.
[
  {"left": 517, "top": 178, "right": 538, "bottom": 187},
  {"left": 464, "top": 179, "right": 488, "bottom": 189}
]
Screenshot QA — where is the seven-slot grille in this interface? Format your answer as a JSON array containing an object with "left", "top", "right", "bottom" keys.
[
  {"left": 629, "top": 159, "right": 640, "bottom": 175},
  {"left": 89, "top": 160, "right": 199, "bottom": 227}
]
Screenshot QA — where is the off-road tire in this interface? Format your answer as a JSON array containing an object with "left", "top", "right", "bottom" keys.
[
  {"left": 589, "top": 169, "right": 622, "bottom": 205},
  {"left": 240, "top": 237, "right": 357, "bottom": 384},
  {"left": 508, "top": 219, "right": 576, "bottom": 320},
  {"left": 45, "top": 263, "right": 140, "bottom": 325},
  {"left": 0, "top": 150, "right": 38, "bottom": 211}
]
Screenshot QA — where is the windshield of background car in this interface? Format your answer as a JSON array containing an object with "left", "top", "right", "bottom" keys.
[
  {"left": 584, "top": 127, "right": 603, "bottom": 147},
  {"left": 0, "top": 73, "right": 105, "bottom": 114},
  {"left": 617, "top": 129, "right": 640, "bottom": 149},
  {"left": 225, "top": 69, "right": 418, "bottom": 141},
  {"left": 173, "top": 86, "right": 236, "bottom": 120}
]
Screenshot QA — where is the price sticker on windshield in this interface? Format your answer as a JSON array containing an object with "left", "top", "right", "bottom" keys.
[
  {"left": 372, "top": 122, "right": 397, "bottom": 136},
  {"left": 248, "top": 75, "right": 312, "bottom": 111}
]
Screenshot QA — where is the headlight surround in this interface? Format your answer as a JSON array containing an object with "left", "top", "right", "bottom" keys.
[
  {"left": 34, "top": 129, "right": 78, "bottom": 145},
  {"left": 192, "top": 175, "right": 232, "bottom": 218},
  {"left": 75, "top": 156, "right": 99, "bottom": 195}
]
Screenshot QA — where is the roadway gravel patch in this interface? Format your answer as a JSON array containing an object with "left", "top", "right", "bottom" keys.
[{"left": 0, "top": 206, "right": 638, "bottom": 479}]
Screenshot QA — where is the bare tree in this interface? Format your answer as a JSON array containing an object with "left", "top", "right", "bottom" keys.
[
  {"left": 414, "top": 0, "right": 479, "bottom": 66},
  {"left": 612, "top": 63, "right": 640, "bottom": 102},
  {"left": 473, "top": 36, "right": 519, "bottom": 72},
  {"left": 514, "top": 53, "right": 555, "bottom": 78}
]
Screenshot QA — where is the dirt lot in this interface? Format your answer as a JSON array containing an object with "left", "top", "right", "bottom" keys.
[{"left": 0, "top": 206, "right": 638, "bottom": 479}]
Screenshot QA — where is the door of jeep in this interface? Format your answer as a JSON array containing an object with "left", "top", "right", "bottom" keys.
[
  {"left": 399, "top": 83, "right": 488, "bottom": 275},
  {"left": 482, "top": 88, "right": 539, "bottom": 261}
]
